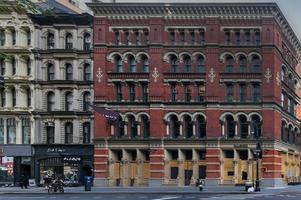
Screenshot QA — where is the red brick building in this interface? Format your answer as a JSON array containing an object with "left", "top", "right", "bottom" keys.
[{"left": 88, "top": 2, "right": 301, "bottom": 187}]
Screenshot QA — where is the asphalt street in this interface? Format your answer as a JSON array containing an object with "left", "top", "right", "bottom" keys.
[{"left": 1, "top": 192, "right": 301, "bottom": 200}]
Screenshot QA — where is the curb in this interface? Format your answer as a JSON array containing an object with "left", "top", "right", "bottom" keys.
[{"left": 0, "top": 192, "right": 252, "bottom": 195}]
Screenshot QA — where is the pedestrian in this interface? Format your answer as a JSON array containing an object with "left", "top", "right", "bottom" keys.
[{"left": 19, "top": 174, "right": 25, "bottom": 189}]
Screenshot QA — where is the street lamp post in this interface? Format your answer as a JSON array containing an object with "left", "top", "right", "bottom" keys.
[{"left": 251, "top": 121, "right": 261, "bottom": 192}]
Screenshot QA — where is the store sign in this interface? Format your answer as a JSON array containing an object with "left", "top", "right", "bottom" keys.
[
  {"left": 63, "top": 157, "right": 81, "bottom": 163},
  {"left": 46, "top": 147, "right": 66, "bottom": 153}
]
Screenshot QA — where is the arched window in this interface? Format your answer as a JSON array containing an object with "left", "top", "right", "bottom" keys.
[
  {"left": 83, "top": 63, "right": 91, "bottom": 81},
  {"left": 83, "top": 122, "right": 90, "bottom": 144},
  {"left": 225, "top": 56, "right": 234, "bottom": 73},
  {"left": 65, "top": 33, "right": 73, "bottom": 49},
  {"left": 226, "top": 115, "right": 235, "bottom": 138},
  {"left": 65, "top": 122, "right": 73, "bottom": 144},
  {"left": 251, "top": 55, "right": 261, "bottom": 73},
  {"left": 141, "top": 56, "right": 149, "bottom": 73},
  {"left": 197, "top": 56, "right": 205, "bottom": 73},
  {"left": 11, "top": 87, "right": 16, "bottom": 107},
  {"left": 128, "top": 115, "right": 137, "bottom": 138},
  {"left": 47, "top": 63, "right": 54, "bottom": 81},
  {"left": 183, "top": 56, "right": 191, "bottom": 73},
  {"left": 281, "top": 121, "right": 286, "bottom": 142},
  {"left": 170, "top": 56, "right": 178, "bottom": 73},
  {"left": 7, "top": 118, "right": 16, "bottom": 144},
  {"left": 46, "top": 124, "right": 54, "bottom": 144},
  {"left": 12, "top": 29, "right": 16, "bottom": 45},
  {"left": 83, "top": 33, "right": 91, "bottom": 50},
  {"left": 47, "top": 32, "right": 55, "bottom": 49},
  {"left": 141, "top": 115, "right": 150, "bottom": 138},
  {"left": 0, "top": 58, "right": 5, "bottom": 76},
  {"left": 239, "top": 56, "right": 247, "bottom": 73},
  {"left": 83, "top": 92, "right": 90, "bottom": 111},
  {"left": 129, "top": 56, "right": 136, "bottom": 72},
  {"left": 239, "top": 115, "right": 248, "bottom": 138},
  {"left": 116, "top": 116, "right": 124, "bottom": 138},
  {"left": 183, "top": 115, "right": 193, "bottom": 138},
  {"left": 196, "top": 115, "right": 206, "bottom": 138},
  {"left": 287, "top": 125, "right": 292, "bottom": 144},
  {"left": 12, "top": 57, "right": 16, "bottom": 75},
  {"left": 170, "top": 115, "right": 180, "bottom": 139},
  {"left": 47, "top": 92, "right": 55, "bottom": 111},
  {"left": 116, "top": 56, "right": 123, "bottom": 72},
  {"left": 65, "top": 63, "right": 73, "bottom": 80},
  {"left": 251, "top": 115, "right": 261, "bottom": 138},
  {"left": 65, "top": 92, "right": 73, "bottom": 111}
]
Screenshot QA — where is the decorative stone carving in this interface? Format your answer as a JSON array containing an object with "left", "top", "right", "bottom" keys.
[
  {"left": 152, "top": 67, "right": 159, "bottom": 83},
  {"left": 96, "top": 67, "right": 104, "bottom": 83},
  {"left": 276, "top": 72, "right": 281, "bottom": 86},
  {"left": 208, "top": 68, "right": 216, "bottom": 83},
  {"left": 265, "top": 68, "right": 272, "bottom": 83}
]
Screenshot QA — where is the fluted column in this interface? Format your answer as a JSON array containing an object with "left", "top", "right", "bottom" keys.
[{"left": 5, "top": 87, "right": 12, "bottom": 108}]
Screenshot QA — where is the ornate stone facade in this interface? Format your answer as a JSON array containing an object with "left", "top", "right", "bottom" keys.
[{"left": 89, "top": 3, "right": 301, "bottom": 187}]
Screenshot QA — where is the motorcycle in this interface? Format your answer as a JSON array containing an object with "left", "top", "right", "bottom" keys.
[{"left": 48, "top": 179, "right": 64, "bottom": 194}]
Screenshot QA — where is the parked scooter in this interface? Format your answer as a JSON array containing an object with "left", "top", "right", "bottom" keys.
[{"left": 48, "top": 178, "right": 64, "bottom": 194}]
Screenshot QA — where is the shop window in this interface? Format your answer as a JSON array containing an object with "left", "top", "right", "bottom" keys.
[
  {"left": 47, "top": 63, "right": 54, "bottom": 81},
  {"left": 65, "top": 92, "right": 73, "bottom": 111},
  {"left": 171, "top": 150, "right": 178, "bottom": 160},
  {"left": 239, "top": 150, "right": 248, "bottom": 160},
  {"left": 65, "top": 122, "right": 73, "bottom": 144},
  {"left": 7, "top": 118, "right": 16, "bottom": 144},
  {"left": 65, "top": 33, "right": 73, "bottom": 49},
  {"left": 47, "top": 32, "right": 55, "bottom": 49},
  {"left": 83, "top": 92, "right": 90, "bottom": 111},
  {"left": 22, "top": 118, "right": 30, "bottom": 144},
  {"left": 170, "top": 167, "right": 178, "bottom": 179},
  {"left": 0, "top": 119, "right": 3, "bottom": 144},
  {"left": 83, "top": 63, "right": 91, "bottom": 81},
  {"left": 199, "top": 166, "right": 206, "bottom": 179},
  {"left": 65, "top": 63, "right": 73, "bottom": 80},
  {"left": 228, "top": 171, "right": 234, "bottom": 176},
  {"left": 83, "top": 122, "right": 90, "bottom": 144},
  {"left": 83, "top": 32, "right": 91, "bottom": 50},
  {"left": 46, "top": 125, "right": 54, "bottom": 144}
]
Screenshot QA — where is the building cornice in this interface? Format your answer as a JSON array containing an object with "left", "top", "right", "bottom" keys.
[{"left": 87, "top": 2, "right": 301, "bottom": 59}]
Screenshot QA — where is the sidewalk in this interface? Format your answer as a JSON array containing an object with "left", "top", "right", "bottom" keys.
[
  {"left": 0, "top": 184, "right": 298, "bottom": 195},
  {"left": 0, "top": 185, "right": 249, "bottom": 195}
]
